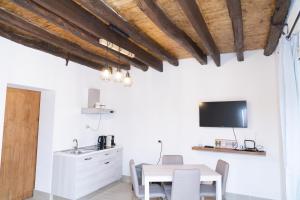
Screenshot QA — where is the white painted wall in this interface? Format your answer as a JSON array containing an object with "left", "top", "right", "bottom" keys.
[
  {"left": 0, "top": 36, "right": 283, "bottom": 199},
  {"left": 113, "top": 52, "right": 283, "bottom": 200},
  {"left": 288, "top": 0, "right": 300, "bottom": 34},
  {"left": 35, "top": 90, "right": 55, "bottom": 192},
  {"left": 0, "top": 37, "right": 125, "bottom": 193}
]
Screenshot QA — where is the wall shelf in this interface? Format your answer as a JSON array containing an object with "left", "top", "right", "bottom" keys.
[
  {"left": 192, "top": 146, "right": 266, "bottom": 156},
  {"left": 81, "top": 108, "right": 114, "bottom": 114}
]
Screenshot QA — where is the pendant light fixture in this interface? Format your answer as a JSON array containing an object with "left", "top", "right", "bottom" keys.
[
  {"left": 100, "top": 41, "right": 133, "bottom": 87},
  {"left": 114, "top": 68, "right": 123, "bottom": 82},
  {"left": 101, "top": 41, "right": 112, "bottom": 81},
  {"left": 123, "top": 71, "right": 132, "bottom": 87},
  {"left": 114, "top": 47, "right": 123, "bottom": 82},
  {"left": 102, "top": 67, "right": 112, "bottom": 81}
]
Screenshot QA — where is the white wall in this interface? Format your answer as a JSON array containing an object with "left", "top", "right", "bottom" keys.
[
  {"left": 35, "top": 90, "right": 55, "bottom": 192},
  {"left": 288, "top": 0, "right": 300, "bottom": 34},
  {"left": 0, "top": 37, "right": 283, "bottom": 199},
  {"left": 112, "top": 52, "right": 283, "bottom": 200},
  {"left": 0, "top": 37, "right": 126, "bottom": 193}
]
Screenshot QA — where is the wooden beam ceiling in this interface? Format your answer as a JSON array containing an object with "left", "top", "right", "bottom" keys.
[
  {"left": 0, "top": 8, "right": 130, "bottom": 70},
  {"left": 0, "top": 24, "right": 105, "bottom": 71},
  {"left": 31, "top": 0, "right": 163, "bottom": 71},
  {"left": 138, "top": 0, "right": 207, "bottom": 65},
  {"left": 0, "top": 0, "right": 282, "bottom": 72},
  {"left": 226, "top": 0, "right": 244, "bottom": 61},
  {"left": 264, "top": 0, "right": 291, "bottom": 56},
  {"left": 11, "top": 0, "right": 148, "bottom": 71},
  {"left": 73, "top": 0, "right": 179, "bottom": 67},
  {"left": 176, "top": 0, "right": 220, "bottom": 66}
]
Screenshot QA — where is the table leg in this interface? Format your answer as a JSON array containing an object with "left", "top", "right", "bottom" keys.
[
  {"left": 216, "top": 176, "right": 222, "bottom": 200},
  {"left": 144, "top": 177, "right": 150, "bottom": 200}
]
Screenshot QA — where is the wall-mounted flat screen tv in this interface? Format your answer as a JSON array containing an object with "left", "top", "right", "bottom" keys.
[{"left": 199, "top": 101, "right": 247, "bottom": 128}]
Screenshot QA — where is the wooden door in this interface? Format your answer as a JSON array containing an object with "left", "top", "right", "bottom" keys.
[{"left": 0, "top": 87, "right": 41, "bottom": 200}]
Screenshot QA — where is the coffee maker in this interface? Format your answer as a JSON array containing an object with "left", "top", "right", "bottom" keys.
[{"left": 111, "top": 135, "right": 116, "bottom": 147}]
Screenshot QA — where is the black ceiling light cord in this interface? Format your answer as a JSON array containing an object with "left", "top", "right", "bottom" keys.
[
  {"left": 286, "top": 10, "right": 300, "bottom": 39},
  {"left": 156, "top": 140, "right": 163, "bottom": 165}
]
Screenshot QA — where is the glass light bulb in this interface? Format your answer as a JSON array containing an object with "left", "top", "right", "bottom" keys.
[
  {"left": 114, "top": 69, "right": 123, "bottom": 82},
  {"left": 101, "top": 68, "right": 112, "bottom": 81},
  {"left": 123, "top": 71, "right": 132, "bottom": 87}
]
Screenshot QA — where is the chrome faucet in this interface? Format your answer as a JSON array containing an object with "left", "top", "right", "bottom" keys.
[{"left": 73, "top": 139, "right": 78, "bottom": 150}]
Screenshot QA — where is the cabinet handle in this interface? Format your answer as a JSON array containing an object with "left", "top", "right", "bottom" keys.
[
  {"left": 104, "top": 161, "right": 110, "bottom": 164},
  {"left": 84, "top": 157, "right": 92, "bottom": 160}
]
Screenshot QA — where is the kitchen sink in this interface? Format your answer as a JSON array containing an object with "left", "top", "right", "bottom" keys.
[
  {"left": 61, "top": 145, "right": 114, "bottom": 155},
  {"left": 62, "top": 148, "right": 94, "bottom": 155}
]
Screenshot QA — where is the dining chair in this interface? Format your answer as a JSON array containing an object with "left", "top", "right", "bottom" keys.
[
  {"left": 199, "top": 159, "right": 229, "bottom": 199},
  {"left": 129, "top": 159, "right": 166, "bottom": 200},
  {"left": 165, "top": 169, "right": 200, "bottom": 200},
  {"left": 161, "top": 155, "right": 184, "bottom": 192},
  {"left": 162, "top": 155, "right": 184, "bottom": 165}
]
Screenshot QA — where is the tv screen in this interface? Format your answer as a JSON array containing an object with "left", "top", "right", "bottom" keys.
[{"left": 199, "top": 101, "right": 247, "bottom": 128}]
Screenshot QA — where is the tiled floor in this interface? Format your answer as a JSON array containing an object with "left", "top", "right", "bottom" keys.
[{"left": 27, "top": 181, "right": 271, "bottom": 200}]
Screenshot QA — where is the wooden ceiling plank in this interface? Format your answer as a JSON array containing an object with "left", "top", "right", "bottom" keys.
[
  {"left": 138, "top": 0, "right": 207, "bottom": 65},
  {"left": 177, "top": 0, "right": 220, "bottom": 66},
  {"left": 73, "top": 0, "right": 178, "bottom": 66},
  {"left": 264, "top": 0, "right": 291, "bottom": 56},
  {"left": 226, "top": 0, "right": 244, "bottom": 61},
  {"left": 11, "top": 0, "right": 148, "bottom": 71},
  {"left": 0, "top": 8, "right": 130, "bottom": 70},
  {"left": 31, "top": 0, "right": 162, "bottom": 71},
  {"left": 0, "top": 23, "right": 104, "bottom": 71}
]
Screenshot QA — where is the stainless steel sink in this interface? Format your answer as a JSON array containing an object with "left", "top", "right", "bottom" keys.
[
  {"left": 61, "top": 145, "right": 114, "bottom": 155},
  {"left": 62, "top": 148, "right": 94, "bottom": 155}
]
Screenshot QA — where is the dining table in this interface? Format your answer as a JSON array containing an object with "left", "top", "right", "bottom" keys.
[{"left": 142, "top": 164, "right": 222, "bottom": 200}]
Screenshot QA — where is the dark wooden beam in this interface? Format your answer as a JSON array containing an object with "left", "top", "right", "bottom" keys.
[
  {"left": 138, "top": 0, "right": 207, "bottom": 65},
  {"left": 264, "top": 0, "right": 291, "bottom": 56},
  {"left": 11, "top": 0, "right": 148, "bottom": 71},
  {"left": 0, "top": 9, "right": 130, "bottom": 70},
  {"left": 31, "top": 0, "right": 163, "bottom": 71},
  {"left": 73, "top": 0, "right": 178, "bottom": 66},
  {"left": 0, "top": 23, "right": 104, "bottom": 71},
  {"left": 177, "top": 0, "right": 220, "bottom": 66},
  {"left": 226, "top": 0, "right": 244, "bottom": 61}
]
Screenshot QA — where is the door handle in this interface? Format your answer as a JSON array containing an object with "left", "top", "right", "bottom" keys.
[
  {"left": 104, "top": 161, "right": 110, "bottom": 164},
  {"left": 84, "top": 157, "right": 92, "bottom": 160}
]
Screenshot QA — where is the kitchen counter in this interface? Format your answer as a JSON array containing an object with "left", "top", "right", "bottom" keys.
[
  {"left": 52, "top": 145, "right": 123, "bottom": 199},
  {"left": 54, "top": 145, "right": 122, "bottom": 157}
]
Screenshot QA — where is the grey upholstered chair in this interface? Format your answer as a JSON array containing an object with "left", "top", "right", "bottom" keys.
[
  {"left": 200, "top": 159, "right": 229, "bottom": 198},
  {"left": 165, "top": 169, "right": 200, "bottom": 200},
  {"left": 129, "top": 160, "right": 166, "bottom": 199},
  {"left": 162, "top": 155, "right": 184, "bottom": 192},
  {"left": 162, "top": 155, "right": 184, "bottom": 165}
]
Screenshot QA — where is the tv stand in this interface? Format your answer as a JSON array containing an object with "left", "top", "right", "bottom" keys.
[{"left": 192, "top": 146, "right": 266, "bottom": 156}]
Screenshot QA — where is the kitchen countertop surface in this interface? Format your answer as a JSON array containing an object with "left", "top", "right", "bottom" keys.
[{"left": 54, "top": 145, "right": 122, "bottom": 157}]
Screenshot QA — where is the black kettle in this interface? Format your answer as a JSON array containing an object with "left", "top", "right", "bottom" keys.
[{"left": 98, "top": 135, "right": 107, "bottom": 149}]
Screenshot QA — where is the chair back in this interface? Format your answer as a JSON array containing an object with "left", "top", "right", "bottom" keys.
[
  {"left": 215, "top": 159, "right": 229, "bottom": 195},
  {"left": 171, "top": 169, "right": 200, "bottom": 200},
  {"left": 129, "top": 159, "right": 140, "bottom": 197},
  {"left": 162, "top": 155, "right": 184, "bottom": 165}
]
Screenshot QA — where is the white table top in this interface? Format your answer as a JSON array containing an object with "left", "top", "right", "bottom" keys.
[{"left": 142, "top": 164, "right": 221, "bottom": 182}]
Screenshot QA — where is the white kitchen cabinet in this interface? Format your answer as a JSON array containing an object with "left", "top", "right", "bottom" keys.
[{"left": 52, "top": 146, "right": 122, "bottom": 199}]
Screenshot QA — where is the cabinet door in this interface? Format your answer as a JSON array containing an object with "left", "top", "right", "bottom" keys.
[{"left": 74, "top": 149, "right": 122, "bottom": 199}]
